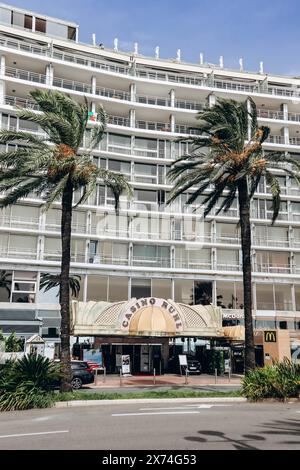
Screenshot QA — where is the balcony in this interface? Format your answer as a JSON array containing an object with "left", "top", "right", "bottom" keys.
[
  {"left": 95, "top": 86, "right": 130, "bottom": 101},
  {"left": 289, "top": 137, "right": 300, "bottom": 146},
  {"left": 257, "top": 109, "right": 284, "bottom": 120},
  {"left": 175, "top": 124, "right": 201, "bottom": 135},
  {"left": 0, "top": 215, "right": 39, "bottom": 230},
  {"left": 52, "top": 76, "right": 91, "bottom": 94},
  {"left": 5, "top": 66, "right": 46, "bottom": 84},
  {"left": 5, "top": 95, "right": 39, "bottom": 110},
  {"left": 266, "top": 135, "right": 285, "bottom": 145}
]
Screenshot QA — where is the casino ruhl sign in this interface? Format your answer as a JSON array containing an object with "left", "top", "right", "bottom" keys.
[{"left": 120, "top": 297, "right": 183, "bottom": 332}]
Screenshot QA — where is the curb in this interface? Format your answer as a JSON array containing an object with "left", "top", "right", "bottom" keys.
[{"left": 55, "top": 397, "right": 247, "bottom": 408}]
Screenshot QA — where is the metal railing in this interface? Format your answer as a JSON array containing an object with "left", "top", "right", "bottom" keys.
[
  {"left": 5, "top": 66, "right": 46, "bottom": 84},
  {"left": 5, "top": 95, "right": 39, "bottom": 110},
  {"left": 53, "top": 76, "right": 91, "bottom": 93},
  {"left": 257, "top": 109, "right": 284, "bottom": 120},
  {"left": 266, "top": 135, "right": 285, "bottom": 144},
  {"left": 95, "top": 86, "right": 130, "bottom": 101}
]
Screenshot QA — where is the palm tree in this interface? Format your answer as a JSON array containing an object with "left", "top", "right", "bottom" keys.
[
  {"left": 168, "top": 97, "right": 300, "bottom": 373},
  {"left": 0, "top": 90, "right": 132, "bottom": 390},
  {"left": 40, "top": 273, "right": 82, "bottom": 299}
]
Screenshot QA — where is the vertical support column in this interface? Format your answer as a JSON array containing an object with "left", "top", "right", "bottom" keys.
[
  {"left": 91, "top": 101, "right": 96, "bottom": 113},
  {"left": 0, "top": 80, "right": 6, "bottom": 105},
  {"left": 0, "top": 55, "right": 5, "bottom": 76},
  {"left": 46, "top": 63, "right": 53, "bottom": 86},
  {"left": 83, "top": 274, "right": 88, "bottom": 302},
  {"left": 170, "top": 89, "right": 175, "bottom": 108},
  {"left": 130, "top": 83, "right": 136, "bottom": 102},
  {"left": 212, "top": 247, "right": 217, "bottom": 270},
  {"left": 212, "top": 279, "right": 217, "bottom": 305},
  {"left": 281, "top": 126, "right": 289, "bottom": 146},
  {"left": 91, "top": 76, "right": 97, "bottom": 95},
  {"left": 130, "top": 109, "right": 136, "bottom": 128},
  {"left": 291, "top": 284, "right": 296, "bottom": 312},
  {"left": 128, "top": 277, "right": 131, "bottom": 300},
  {"left": 211, "top": 219, "right": 217, "bottom": 243},
  {"left": 281, "top": 103, "right": 288, "bottom": 121},
  {"left": 37, "top": 236, "right": 44, "bottom": 260},
  {"left": 32, "top": 16, "right": 36, "bottom": 32},
  {"left": 171, "top": 278, "right": 175, "bottom": 301},
  {"left": 129, "top": 242, "right": 133, "bottom": 266},
  {"left": 208, "top": 93, "right": 216, "bottom": 108},
  {"left": 252, "top": 282, "right": 257, "bottom": 313},
  {"left": 170, "top": 114, "right": 175, "bottom": 133}
]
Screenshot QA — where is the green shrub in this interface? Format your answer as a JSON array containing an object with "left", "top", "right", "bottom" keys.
[
  {"left": 242, "top": 358, "right": 300, "bottom": 401},
  {"left": 0, "top": 354, "right": 60, "bottom": 411}
]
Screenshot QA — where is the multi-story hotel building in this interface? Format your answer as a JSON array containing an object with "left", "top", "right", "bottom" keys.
[{"left": 0, "top": 3, "right": 299, "bottom": 370}]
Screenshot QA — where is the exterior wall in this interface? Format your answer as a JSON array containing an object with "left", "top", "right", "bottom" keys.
[
  {"left": 0, "top": 5, "right": 300, "bottom": 350},
  {"left": 255, "top": 329, "right": 291, "bottom": 364}
]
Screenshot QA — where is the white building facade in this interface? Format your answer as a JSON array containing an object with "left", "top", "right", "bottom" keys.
[{"left": 0, "top": 3, "right": 299, "bottom": 359}]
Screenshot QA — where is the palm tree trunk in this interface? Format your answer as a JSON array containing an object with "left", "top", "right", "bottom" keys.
[
  {"left": 238, "top": 178, "right": 255, "bottom": 373},
  {"left": 59, "top": 177, "right": 73, "bottom": 392}
]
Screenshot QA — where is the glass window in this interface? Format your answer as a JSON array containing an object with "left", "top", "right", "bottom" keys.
[
  {"left": 256, "top": 284, "right": 274, "bottom": 310},
  {"left": 46, "top": 21, "right": 68, "bottom": 39},
  {"left": 38, "top": 273, "right": 60, "bottom": 304},
  {"left": 135, "top": 137, "right": 157, "bottom": 150},
  {"left": 255, "top": 320, "right": 276, "bottom": 329},
  {"left": 135, "top": 163, "right": 156, "bottom": 175},
  {"left": 279, "top": 321, "right": 295, "bottom": 330},
  {"left": 216, "top": 281, "right": 234, "bottom": 309},
  {"left": 11, "top": 11, "right": 24, "bottom": 27},
  {"left": 274, "top": 285, "right": 292, "bottom": 311},
  {"left": 109, "top": 133, "right": 131, "bottom": 147},
  {"left": 24, "top": 14, "right": 32, "bottom": 30},
  {"left": 108, "top": 277, "right": 128, "bottom": 302},
  {"left": 108, "top": 159, "right": 131, "bottom": 174},
  {"left": 174, "top": 279, "right": 194, "bottom": 304},
  {"left": 194, "top": 281, "right": 212, "bottom": 305},
  {"left": 131, "top": 278, "right": 151, "bottom": 298},
  {"left": 35, "top": 17, "right": 46, "bottom": 33},
  {"left": 134, "top": 189, "right": 157, "bottom": 203},
  {"left": 0, "top": 270, "right": 12, "bottom": 302},
  {"left": 0, "top": 7, "right": 11, "bottom": 25},
  {"left": 68, "top": 26, "right": 76, "bottom": 41},
  {"left": 152, "top": 279, "right": 172, "bottom": 299},
  {"left": 87, "top": 275, "right": 108, "bottom": 301}
]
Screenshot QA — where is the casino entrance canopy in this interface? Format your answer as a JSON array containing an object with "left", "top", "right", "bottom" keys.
[{"left": 71, "top": 297, "right": 223, "bottom": 338}]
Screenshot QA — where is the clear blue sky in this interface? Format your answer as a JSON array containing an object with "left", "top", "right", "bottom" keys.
[{"left": 5, "top": 0, "right": 300, "bottom": 75}]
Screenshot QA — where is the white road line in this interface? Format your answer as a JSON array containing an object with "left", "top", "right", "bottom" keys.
[
  {"left": 139, "top": 404, "right": 233, "bottom": 411},
  {"left": 112, "top": 411, "right": 200, "bottom": 417},
  {"left": 0, "top": 430, "right": 69, "bottom": 439}
]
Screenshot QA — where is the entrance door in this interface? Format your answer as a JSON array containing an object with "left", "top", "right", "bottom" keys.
[
  {"left": 151, "top": 345, "right": 162, "bottom": 374},
  {"left": 140, "top": 345, "right": 150, "bottom": 373}
]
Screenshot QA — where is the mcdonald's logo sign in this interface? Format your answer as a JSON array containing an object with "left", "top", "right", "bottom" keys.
[{"left": 264, "top": 331, "right": 277, "bottom": 343}]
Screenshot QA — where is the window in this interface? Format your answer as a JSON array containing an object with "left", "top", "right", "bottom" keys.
[
  {"left": 68, "top": 26, "right": 76, "bottom": 41},
  {"left": 131, "top": 278, "right": 151, "bottom": 298},
  {"left": 256, "top": 284, "right": 274, "bottom": 310},
  {"left": 0, "top": 270, "right": 12, "bottom": 302},
  {"left": 152, "top": 279, "right": 172, "bottom": 299},
  {"left": 0, "top": 7, "right": 11, "bottom": 25},
  {"left": 134, "top": 189, "right": 157, "bottom": 203},
  {"left": 24, "top": 14, "right": 32, "bottom": 30},
  {"left": 11, "top": 11, "right": 24, "bottom": 27},
  {"left": 108, "top": 159, "right": 131, "bottom": 174},
  {"left": 108, "top": 277, "right": 128, "bottom": 302},
  {"left": 255, "top": 320, "right": 276, "bottom": 329},
  {"left": 174, "top": 279, "right": 194, "bottom": 304},
  {"left": 46, "top": 21, "right": 68, "bottom": 39},
  {"left": 194, "top": 281, "right": 212, "bottom": 305},
  {"left": 279, "top": 321, "right": 294, "bottom": 330},
  {"left": 12, "top": 271, "right": 37, "bottom": 303},
  {"left": 87, "top": 275, "right": 108, "bottom": 301},
  {"left": 35, "top": 17, "right": 46, "bottom": 33}
]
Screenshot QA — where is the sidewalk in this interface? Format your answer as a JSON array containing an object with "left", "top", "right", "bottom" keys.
[{"left": 91, "top": 373, "right": 242, "bottom": 389}]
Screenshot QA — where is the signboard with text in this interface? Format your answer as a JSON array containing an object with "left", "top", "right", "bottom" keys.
[
  {"left": 264, "top": 331, "right": 277, "bottom": 343},
  {"left": 121, "top": 355, "right": 131, "bottom": 374}
]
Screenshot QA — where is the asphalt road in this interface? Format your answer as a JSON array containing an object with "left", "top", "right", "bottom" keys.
[{"left": 0, "top": 402, "right": 299, "bottom": 450}]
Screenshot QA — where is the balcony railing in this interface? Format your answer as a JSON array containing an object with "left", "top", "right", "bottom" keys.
[
  {"left": 3, "top": 35, "right": 300, "bottom": 99},
  {"left": 95, "top": 86, "right": 130, "bottom": 101},
  {"left": 4, "top": 95, "right": 39, "bottom": 110},
  {"left": 5, "top": 66, "right": 46, "bottom": 84},
  {"left": 136, "top": 120, "right": 171, "bottom": 132},
  {"left": 175, "top": 124, "right": 201, "bottom": 135},
  {"left": 108, "top": 115, "right": 131, "bottom": 127},
  {"left": 257, "top": 109, "right": 284, "bottom": 120},
  {"left": 289, "top": 137, "right": 300, "bottom": 146},
  {"left": 266, "top": 135, "right": 285, "bottom": 145},
  {"left": 53, "top": 76, "right": 91, "bottom": 93}
]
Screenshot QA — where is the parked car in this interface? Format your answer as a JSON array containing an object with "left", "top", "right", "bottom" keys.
[
  {"left": 187, "top": 359, "right": 202, "bottom": 375},
  {"left": 53, "top": 360, "right": 94, "bottom": 390}
]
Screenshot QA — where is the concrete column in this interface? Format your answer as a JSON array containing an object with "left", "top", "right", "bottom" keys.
[
  {"left": 130, "top": 109, "right": 135, "bottom": 128},
  {"left": 32, "top": 16, "right": 36, "bottom": 32},
  {"left": 281, "top": 103, "right": 288, "bottom": 121},
  {"left": 281, "top": 126, "right": 289, "bottom": 145},
  {"left": 291, "top": 284, "right": 296, "bottom": 311},
  {"left": 46, "top": 64, "right": 53, "bottom": 86},
  {"left": 0, "top": 80, "right": 6, "bottom": 105},
  {"left": 81, "top": 274, "right": 87, "bottom": 302},
  {"left": 212, "top": 247, "right": 217, "bottom": 269},
  {"left": 208, "top": 93, "right": 216, "bottom": 108},
  {"left": 212, "top": 279, "right": 217, "bottom": 305},
  {"left": 39, "top": 208, "right": 46, "bottom": 231},
  {"left": 170, "top": 114, "right": 175, "bottom": 133},
  {"left": 130, "top": 83, "right": 136, "bottom": 102},
  {"left": 211, "top": 219, "right": 217, "bottom": 243},
  {"left": 38, "top": 235, "right": 44, "bottom": 260},
  {"left": 128, "top": 277, "right": 131, "bottom": 300},
  {"left": 0, "top": 55, "right": 5, "bottom": 76},
  {"left": 253, "top": 282, "right": 257, "bottom": 312},
  {"left": 91, "top": 76, "right": 96, "bottom": 95},
  {"left": 91, "top": 101, "right": 96, "bottom": 113},
  {"left": 171, "top": 278, "right": 175, "bottom": 300},
  {"left": 170, "top": 89, "right": 175, "bottom": 108}
]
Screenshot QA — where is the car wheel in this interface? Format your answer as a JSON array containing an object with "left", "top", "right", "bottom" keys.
[{"left": 71, "top": 377, "right": 83, "bottom": 390}]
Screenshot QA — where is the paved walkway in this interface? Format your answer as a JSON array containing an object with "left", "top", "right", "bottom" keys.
[{"left": 91, "top": 373, "right": 242, "bottom": 389}]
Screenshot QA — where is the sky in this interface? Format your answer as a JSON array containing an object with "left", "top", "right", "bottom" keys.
[{"left": 5, "top": 0, "right": 300, "bottom": 76}]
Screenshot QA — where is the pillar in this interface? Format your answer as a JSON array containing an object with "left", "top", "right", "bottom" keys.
[
  {"left": 46, "top": 63, "right": 53, "bottom": 86},
  {"left": 130, "top": 83, "right": 136, "bottom": 102},
  {"left": 130, "top": 109, "right": 135, "bottom": 128},
  {"left": 0, "top": 55, "right": 5, "bottom": 76},
  {"left": 208, "top": 93, "right": 216, "bottom": 108},
  {"left": 91, "top": 76, "right": 96, "bottom": 95},
  {"left": 170, "top": 89, "right": 175, "bottom": 108},
  {"left": 281, "top": 103, "right": 288, "bottom": 121},
  {"left": 281, "top": 126, "right": 289, "bottom": 145},
  {"left": 170, "top": 114, "right": 175, "bottom": 133}
]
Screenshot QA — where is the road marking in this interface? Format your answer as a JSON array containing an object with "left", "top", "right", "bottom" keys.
[
  {"left": 112, "top": 411, "right": 200, "bottom": 417},
  {"left": 140, "top": 404, "right": 232, "bottom": 411},
  {"left": 0, "top": 430, "right": 69, "bottom": 439}
]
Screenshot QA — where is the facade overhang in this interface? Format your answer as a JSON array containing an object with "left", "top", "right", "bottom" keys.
[{"left": 71, "top": 298, "right": 223, "bottom": 338}]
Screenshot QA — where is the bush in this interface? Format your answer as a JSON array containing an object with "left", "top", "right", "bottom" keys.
[
  {"left": 0, "top": 354, "right": 61, "bottom": 411},
  {"left": 242, "top": 358, "right": 300, "bottom": 401}
]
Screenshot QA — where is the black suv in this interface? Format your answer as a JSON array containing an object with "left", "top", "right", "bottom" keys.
[
  {"left": 187, "top": 359, "right": 202, "bottom": 375},
  {"left": 53, "top": 360, "right": 94, "bottom": 390},
  {"left": 70, "top": 361, "right": 94, "bottom": 389}
]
